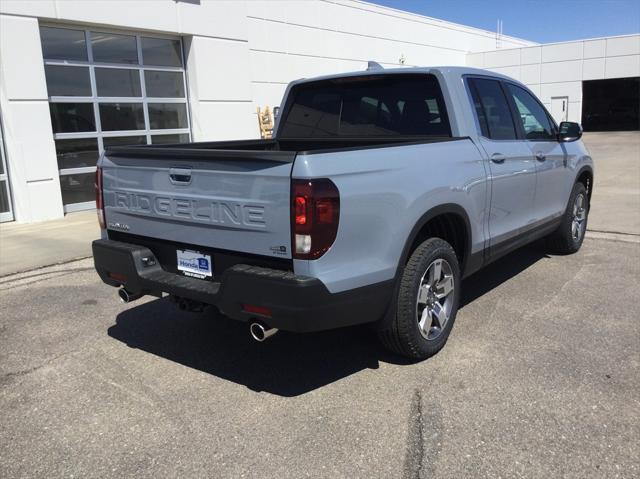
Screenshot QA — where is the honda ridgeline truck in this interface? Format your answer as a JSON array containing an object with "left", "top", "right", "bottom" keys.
[{"left": 93, "top": 66, "right": 593, "bottom": 360}]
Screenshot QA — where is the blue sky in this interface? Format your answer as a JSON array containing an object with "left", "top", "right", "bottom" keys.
[{"left": 371, "top": 0, "right": 640, "bottom": 43}]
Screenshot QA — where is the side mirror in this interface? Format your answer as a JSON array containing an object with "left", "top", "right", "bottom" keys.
[{"left": 558, "top": 121, "right": 582, "bottom": 142}]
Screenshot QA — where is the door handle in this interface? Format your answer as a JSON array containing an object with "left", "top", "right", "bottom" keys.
[
  {"left": 490, "top": 153, "right": 506, "bottom": 164},
  {"left": 535, "top": 152, "right": 546, "bottom": 162},
  {"left": 169, "top": 167, "right": 192, "bottom": 185}
]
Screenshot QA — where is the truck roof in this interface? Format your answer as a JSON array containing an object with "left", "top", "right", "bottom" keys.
[{"left": 289, "top": 65, "right": 517, "bottom": 86}]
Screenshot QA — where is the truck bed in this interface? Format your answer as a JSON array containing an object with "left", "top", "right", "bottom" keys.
[
  {"left": 105, "top": 136, "right": 462, "bottom": 160},
  {"left": 101, "top": 135, "right": 462, "bottom": 263}
]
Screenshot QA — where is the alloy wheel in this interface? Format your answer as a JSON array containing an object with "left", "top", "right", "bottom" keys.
[
  {"left": 416, "top": 258, "right": 455, "bottom": 341},
  {"left": 571, "top": 193, "right": 587, "bottom": 241}
]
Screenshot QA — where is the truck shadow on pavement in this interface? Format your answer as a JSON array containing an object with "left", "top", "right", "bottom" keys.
[{"left": 108, "top": 241, "right": 549, "bottom": 397}]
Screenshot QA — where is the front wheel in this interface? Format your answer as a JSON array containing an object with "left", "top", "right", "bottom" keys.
[
  {"left": 378, "top": 238, "right": 461, "bottom": 360},
  {"left": 548, "top": 182, "right": 589, "bottom": 254}
]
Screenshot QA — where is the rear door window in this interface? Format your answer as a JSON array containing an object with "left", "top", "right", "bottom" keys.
[
  {"left": 468, "top": 78, "right": 517, "bottom": 140},
  {"left": 279, "top": 74, "right": 451, "bottom": 138}
]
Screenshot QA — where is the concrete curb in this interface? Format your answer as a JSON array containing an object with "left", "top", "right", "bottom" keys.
[
  {"left": 0, "top": 230, "right": 637, "bottom": 279},
  {"left": 0, "top": 255, "right": 93, "bottom": 280}
]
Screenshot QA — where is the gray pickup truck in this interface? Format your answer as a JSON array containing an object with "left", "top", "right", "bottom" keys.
[{"left": 93, "top": 66, "right": 593, "bottom": 360}]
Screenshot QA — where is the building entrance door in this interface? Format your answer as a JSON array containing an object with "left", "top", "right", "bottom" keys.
[
  {"left": 0, "top": 116, "right": 14, "bottom": 223},
  {"left": 551, "top": 97, "right": 568, "bottom": 124}
]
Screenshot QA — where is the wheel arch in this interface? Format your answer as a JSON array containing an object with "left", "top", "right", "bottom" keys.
[
  {"left": 397, "top": 204, "right": 473, "bottom": 278},
  {"left": 575, "top": 165, "right": 594, "bottom": 202}
]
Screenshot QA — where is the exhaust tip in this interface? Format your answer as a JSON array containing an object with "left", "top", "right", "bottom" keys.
[
  {"left": 118, "top": 288, "right": 130, "bottom": 303},
  {"left": 250, "top": 322, "right": 266, "bottom": 341},
  {"left": 118, "top": 288, "right": 141, "bottom": 303},
  {"left": 250, "top": 322, "right": 278, "bottom": 342}
]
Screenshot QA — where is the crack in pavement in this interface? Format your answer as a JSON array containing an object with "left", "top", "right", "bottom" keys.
[
  {"left": 587, "top": 228, "right": 640, "bottom": 237},
  {"left": 403, "top": 389, "right": 426, "bottom": 479},
  {"left": 0, "top": 350, "right": 78, "bottom": 387},
  {"left": 403, "top": 388, "right": 444, "bottom": 479}
]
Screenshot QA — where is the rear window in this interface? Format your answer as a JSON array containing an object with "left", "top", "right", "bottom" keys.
[{"left": 279, "top": 74, "right": 452, "bottom": 138}]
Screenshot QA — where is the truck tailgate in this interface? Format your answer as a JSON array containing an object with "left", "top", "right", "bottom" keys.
[{"left": 101, "top": 148, "right": 295, "bottom": 259}]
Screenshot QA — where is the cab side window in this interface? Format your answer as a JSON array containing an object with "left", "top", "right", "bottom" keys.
[
  {"left": 506, "top": 84, "right": 556, "bottom": 140},
  {"left": 468, "top": 78, "right": 517, "bottom": 140}
]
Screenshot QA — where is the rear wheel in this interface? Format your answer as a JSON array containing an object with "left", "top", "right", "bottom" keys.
[
  {"left": 378, "top": 238, "right": 460, "bottom": 360},
  {"left": 548, "top": 182, "right": 589, "bottom": 254}
]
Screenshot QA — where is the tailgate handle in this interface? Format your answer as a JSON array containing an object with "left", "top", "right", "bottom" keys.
[{"left": 169, "top": 167, "right": 192, "bottom": 185}]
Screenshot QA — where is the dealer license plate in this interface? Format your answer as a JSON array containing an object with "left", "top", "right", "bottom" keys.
[{"left": 177, "top": 249, "right": 213, "bottom": 279}]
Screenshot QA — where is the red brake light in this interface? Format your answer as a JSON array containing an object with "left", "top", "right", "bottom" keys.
[
  {"left": 295, "top": 196, "right": 307, "bottom": 225},
  {"left": 242, "top": 304, "right": 272, "bottom": 318},
  {"left": 95, "top": 167, "right": 106, "bottom": 229},
  {"left": 108, "top": 272, "right": 127, "bottom": 283},
  {"left": 291, "top": 179, "right": 340, "bottom": 259}
]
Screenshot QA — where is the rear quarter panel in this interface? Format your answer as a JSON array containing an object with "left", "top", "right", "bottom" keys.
[{"left": 292, "top": 139, "right": 489, "bottom": 293}]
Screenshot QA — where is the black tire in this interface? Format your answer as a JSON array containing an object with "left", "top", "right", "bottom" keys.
[
  {"left": 547, "top": 182, "right": 589, "bottom": 254},
  {"left": 378, "top": 238, "right": 461, "bottom": 360}
]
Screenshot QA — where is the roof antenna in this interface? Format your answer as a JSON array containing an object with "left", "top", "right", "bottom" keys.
[{"left": 367, "top": 61, "right": 384, "bottom": 71}]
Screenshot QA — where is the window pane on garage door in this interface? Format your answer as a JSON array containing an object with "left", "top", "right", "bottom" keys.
[
  {"left": 99, "top": 103, "right": 145, "bottom": 131},
  {"left": 95, "top": 68, "right": 142, "bottom": 97},
  {"left": 144, "top": 70, "right": 185, "bottom": 98},
  {"left": 148, "top": 103, "right": 188, "bottom": 130},
  {"left": 49, "top": 103, "right": 96, "bottom": 133},
  {"left": 151, "top": 133, "right": 190, "bottom": 144},
  {"left": 149, "top": 103, "right": 187, "bottom": 130},
  {"left": 60, "top": 172, "right": 95, "bottom": 205},
  {"left": 45, "top": 65, "right": 91, "bottom": 97},
  {"left": 0, "top": 182, "right": 10, "bottom": 215},
  {"left": 91, "top": 32, "right": 138, "bottom": 64},
  {"left": 40, "top": 27, "right": 87, "bottom": 61},
  {"left": 102, "top": 135, "right": 147, "bottom": 148},
  {"left": 141, "top": 37, "right": 182, "bottom": 67},
  {"left": 55, "top": 138, "right": 99, "bottom": 170}
]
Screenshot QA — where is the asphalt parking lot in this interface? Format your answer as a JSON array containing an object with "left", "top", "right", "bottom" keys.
[
  {"left": 1, "top": 132, "right": 639, "bottom": 478},
  {"left": 1, "top": 236, "right": 638, "bottom": 478}
]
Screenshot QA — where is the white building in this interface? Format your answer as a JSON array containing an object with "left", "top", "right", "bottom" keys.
[
  {"left": 0, "top": 0, "right": 637, "bottom": 224},
  {"left": 467, "top": 35, "right": 640, "bottom": 126}
]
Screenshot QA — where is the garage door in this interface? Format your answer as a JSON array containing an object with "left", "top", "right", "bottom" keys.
[
  {"left": 40, "top": 26, "right": 191, "bottom": 213},
  {"left": 582, "top": 77, "right": 640, "bottom": 132}
]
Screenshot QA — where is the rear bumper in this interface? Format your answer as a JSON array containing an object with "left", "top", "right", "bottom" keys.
[{"left": 92, "top": 239, "right": 393, "bottom": 332}]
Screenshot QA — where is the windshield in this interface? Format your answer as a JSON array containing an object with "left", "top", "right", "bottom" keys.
[{"left": 279, "top": 74, "right": 451, "bottom": 138}]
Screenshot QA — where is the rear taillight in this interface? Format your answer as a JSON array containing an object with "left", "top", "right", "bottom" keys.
[
  {"left": 242, "top": 304, "right": 273, "bottom": 318},
  {"left": 95, "top": 167, "right": 105, "bottom": 229},
  {"left": 291, "top": 178, "right": 339, "bottom": 259}
]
